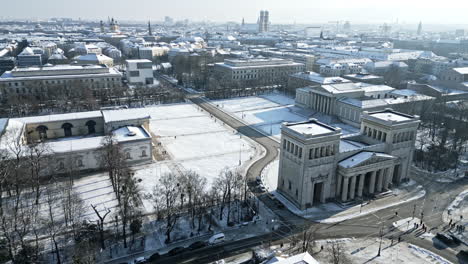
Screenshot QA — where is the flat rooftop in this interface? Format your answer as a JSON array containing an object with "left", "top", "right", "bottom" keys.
[
  {"left": 369, "top": 112, "right": 411, "bottom": 122},
  {"left": 286, "top": 121, "right": 336, "bottom": 136}
]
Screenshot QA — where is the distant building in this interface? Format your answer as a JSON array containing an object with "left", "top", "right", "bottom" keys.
[
  {"left": 73, "top": 53, "right": 114, "bottom": 67},
  {"left": 439, "top": 67, "right": 468, "bottom": 88},
  {"left": 0, "top": 64, "right": 122, "bottom": 99},
  {"left": 277, "top": 109, "right": 420, "bottom": 210},
  {"left": 258, "top": 10, "right": 270, "bottom": 33},
  {"left": 17, "top": 47, "right": 42, "bottom": 67},
  {"left": 295, "top": 82, "right": 433, "bottom": 127},
  {"left": 319, "top": 63, "right": 362, "bottom": 77},
  {"left": 125, "top": 59, "right": 154, "bottom": 85},
  {"left": 0, "top": 57, "right": 15, "bottom": 75},
  {"left": 343, "top": 73, "right": 384, "bottom": 85},
  {"left": 213, "top": 58, "right": 304, "bottom": 88}
]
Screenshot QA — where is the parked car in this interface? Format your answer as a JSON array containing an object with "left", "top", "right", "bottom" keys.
[
  {"left": 168, "top": 247, "right": 187, "bottom": 256},
  {"left": 188, "top": 241, "right": 207, "bottom": 250},
  {"left": 134, "top": 257, "right": 146, "bottom": 264},
  {"left": 208, "top": 233, "right": 225, "bottom": 245},
  {"left": 147, "top": 252, "right": 160, "bottom": 261}
]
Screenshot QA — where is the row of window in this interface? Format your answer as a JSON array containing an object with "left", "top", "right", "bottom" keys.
[
  {"left": 308, "top": 145, "right": 335, "bottom": 159},
  {"left": 1, "top": 77, "right": 120, "bottom": 88},
  {"left": 364, "top": 126, "right": 388, "bottom": 142},
  {"left": 283, "top": 139, "right": 303, "bottom": 158}
]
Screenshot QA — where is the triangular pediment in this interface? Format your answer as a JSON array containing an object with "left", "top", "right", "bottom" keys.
[{"left": 339, "top": 151, "right": 395, "bottom": 169}]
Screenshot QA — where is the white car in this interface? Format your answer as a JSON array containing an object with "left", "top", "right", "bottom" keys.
[{"left": 134, "top": 257, "right": 146, "bottom": 264}]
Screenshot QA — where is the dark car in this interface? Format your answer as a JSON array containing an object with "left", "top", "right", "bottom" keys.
[
  {"left": 148, "top": 252, "right": 160, "bottom": 261},
  {"left": 188, "top": 241, "right": 207, "bottom": 250},
  {"left": 436, "top": 233, "right": 454, "bottom": 244},
  {"left": 168, "top": 247, "right": 187, "bottom": 256}
]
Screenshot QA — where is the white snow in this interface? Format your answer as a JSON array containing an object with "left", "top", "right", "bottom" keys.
[
  {"left": 312, "top": 238, "right": 453, "bottom": 264},
  {"left": 213, "top": 93, "right": 359, "bottom": 140}
]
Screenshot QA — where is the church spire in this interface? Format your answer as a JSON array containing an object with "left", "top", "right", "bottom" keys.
[{"left": 148, "top": 20, "right": 152, "bottom": 36}]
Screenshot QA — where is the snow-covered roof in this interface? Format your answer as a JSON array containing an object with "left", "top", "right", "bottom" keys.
[
  {"left": 339, "top": 139, "right": 368, "bottom": 153},
  {"left": 19, "top": 47, "right": 34, "bottom": 56},
  {"left": 369, "top": 112, "right": 411, "bottom": 122},
  {"left": 284, "top": 119, "right": 339, "bottom": 137},
  {"left": 112, "top": 126, "right": 150, "bottom": 142},
  {"left": 102, "top": 110, "right": 151, "bottom": 123},
  {"left": 288, "top": 123, "right": 334, "bottom": 135},
  {"left": 73, "top": 53, "right": 113, "bottom": 62},
  {"left": 453, "top": 67, "right": 468, "bottom": 75},
  {"left": 339, "top": 151, "right": 394, "bottom": 168},
  {"left": 15, "top": 111, "right": 102, "bottom": 124},
  {"left": 266, "top": 252, "right": 319, "bottom": 264}
]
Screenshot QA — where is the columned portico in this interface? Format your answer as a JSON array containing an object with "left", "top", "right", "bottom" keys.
[{"left": 337, "top": 152, "right": 397, "bottom": 202}]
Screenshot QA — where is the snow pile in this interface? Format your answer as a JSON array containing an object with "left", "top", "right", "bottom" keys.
[{"left": 408, "top": 244, "right": 452, "bottom": 264}]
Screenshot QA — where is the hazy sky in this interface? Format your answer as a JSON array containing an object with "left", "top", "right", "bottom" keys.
[{"left": 2, "top": 0, "right": 467, "bottom": 25}]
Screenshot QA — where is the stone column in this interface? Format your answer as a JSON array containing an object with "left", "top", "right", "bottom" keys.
[
  {"left": 368, "top": 170, "right": 376, "bottom": 194},
  {"left": 349, "top": 175, "right": 357, "bottom": 200},
  {"left": 383, "top": 168, "right": 389, "bottom": 190},
  {"left": 336, "top": 173, "right": 342, "bottom": 198},
  {"left": 376, "top": 169, "right": 383, "bottom": 192},
  {"left": 309, "top": 182, "right": 315, "bottom": 207},
  {"left": 341, "top": 177, "right": 349, "bottom": 202},
  {"left": 357, "top": 173, "right": 364, "bottom": 197},
  {"left": 385, "top": 166, "right": 395, "bottom": 189}
]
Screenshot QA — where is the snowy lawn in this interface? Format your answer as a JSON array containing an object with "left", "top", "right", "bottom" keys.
[{"left": 213, "top": 93, "right": 359, "bottom": 140}]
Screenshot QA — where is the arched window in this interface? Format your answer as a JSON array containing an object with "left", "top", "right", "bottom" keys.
[
  {"left": 125, "top": 152, "right": 132, "bottom": 160},
  {"left": 62, "top": 123, "right": 73, "bottom": 137},
  {"left": 141, "top": 149, "right": 147, "bottom": 157},
  {"left": 85, "top": 120, "right": 97, "bottom": 134},
  {"left": 36, "top": 125, "right": 48, "bottom": 140}
]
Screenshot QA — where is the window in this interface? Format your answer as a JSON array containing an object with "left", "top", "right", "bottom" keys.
[
  {"left": 62, "top": 123, "right": 73, "bottom": 137},
  {"left": 129, "top": 71, "right": 140, "bottom": 77},
  {"left": 36, "top": 125, "right": 48, "bottom": 140},
  {"left": 77, "top": 159, "right": 84, "bottom": 167},
  {"left": 141, "top": 149, "right": 147, "bottom": 157},
  {"left": 85, "top": 120, "right": 96, "bottom": 134},
  {"left": 126, "top": 152, "right": 132, "bottom": 160},
  {"left": 288, "top": 180, "right": 292, "bottom": 190},
  {"left": 295, "top": 189, "right": 298, "bottom": 197}
]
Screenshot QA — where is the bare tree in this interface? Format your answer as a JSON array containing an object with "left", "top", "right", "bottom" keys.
[
  {"left": 91, "top": 204, "right": 111, "bottom": 250},
  {"left": 118, "top": 168, "right": 141, "bottom": 248},
  {"left": 152, "top": 172, "right": 181, "bottom": 243},
  {"left": 327, "top": 241, "right": 349, "bottom": 264},
  {"left": 42, "top": 185, "right": 63, "bottom": 264}
]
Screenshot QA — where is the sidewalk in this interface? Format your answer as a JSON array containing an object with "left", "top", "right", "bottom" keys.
[{"left": 273, "top": 180, "right": 426, "bottom": 223}]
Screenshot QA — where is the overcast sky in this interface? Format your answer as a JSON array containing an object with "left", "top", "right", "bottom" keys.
[{"left": 2, "top": 0, "right": 467, "bottom": 25}]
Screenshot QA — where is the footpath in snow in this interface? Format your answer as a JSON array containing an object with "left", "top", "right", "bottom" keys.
[{"left": 311, "top": 237, "right": 452, "bottom": 264}]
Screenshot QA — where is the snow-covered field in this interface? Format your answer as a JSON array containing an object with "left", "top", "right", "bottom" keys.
[
  {"left": 72, "top": 102, "right": 260, "bottom": 216},
  {"left": 213, "top": 93, "right": 359, "bottom": 141}
]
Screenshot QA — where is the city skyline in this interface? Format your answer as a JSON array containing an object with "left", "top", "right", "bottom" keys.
[{"left": 2, "top": 0, "right": 468, "bottom": 25}]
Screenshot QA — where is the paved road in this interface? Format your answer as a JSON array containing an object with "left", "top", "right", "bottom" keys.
[{"left": 187, "top": 96, "right": 467, "bottom": 264}]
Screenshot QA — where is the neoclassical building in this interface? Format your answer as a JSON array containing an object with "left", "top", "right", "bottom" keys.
[
  {"left": 0, "top": 109, "right": 153, "bottom": 176},
  {"left": 277, "top": 109, "right": 420, "bottom": 210}
]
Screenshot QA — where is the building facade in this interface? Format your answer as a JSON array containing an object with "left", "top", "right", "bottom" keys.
[
  {"left": 277, "top": 109, "right": 420, "bottom": 210},
  {"left": 125, "top": 59, "right": 154, "bottom": 85},
  {"left": 0, "top": 110, "right": 153, "bottom": 176},
  {"left": 213, "top": 58, "right": 304, "bottom": 87},
  {"left": 0, "top": 64, "right": 122, "bottom": 99}
]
